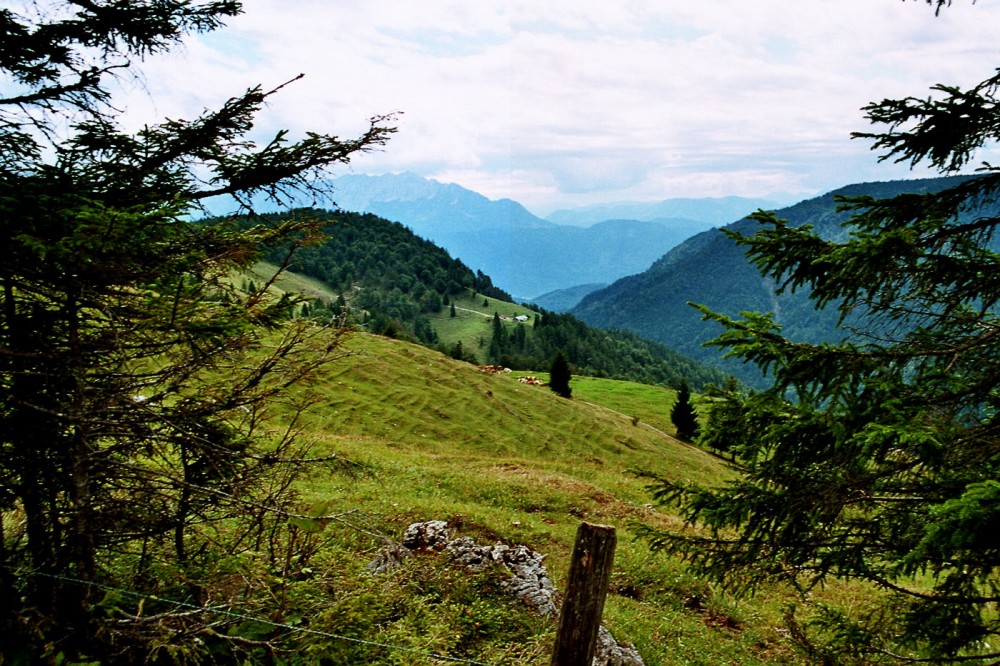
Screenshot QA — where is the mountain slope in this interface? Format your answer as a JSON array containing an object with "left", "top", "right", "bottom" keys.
[
  {"left": 529, "top": 283, "right": 608, "bottom": 312},
  {"left": 571, "top": 175, "right": 976, "bottom": 385},
  {"left": 436, "top": 218, "right": 702, "bottom": 299},
  {"left": 287, "top": 331, "right": 807, "bottom": 665},
  {"left": 330, "top": 171, "right": 552, "bottom": 238}
]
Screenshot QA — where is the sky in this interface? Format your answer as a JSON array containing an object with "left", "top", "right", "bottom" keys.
[{"left": 119, "top": 0, "right": 1000, "bottom": 216}]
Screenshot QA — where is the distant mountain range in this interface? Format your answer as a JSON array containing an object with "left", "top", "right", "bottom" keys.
[
  {"left": 529, "top": 283, "right": 608, "bottom": 312},
  {"left": 328, "top": 172, "right": 549, "bottom": 237},
  {"left": 570, "top": 175, "right": 978, "bottom": 386},
  {"left": 544, "top": 195, "right": 783, "bottom": 228},
  {"left": 324, "top": 173, "right": 773, "bottom": 301}
]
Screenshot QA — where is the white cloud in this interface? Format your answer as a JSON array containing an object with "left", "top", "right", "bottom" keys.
[{"left": 113, "top": 0, "right": 1000, "bottom": 212}]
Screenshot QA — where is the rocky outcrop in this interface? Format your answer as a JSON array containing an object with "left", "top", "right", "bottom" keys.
[
  {"left": 368, "top": 521, "right": 643, "bottom": 666},
  {"left": 445, "top": 537, "right": 557, "bottom": 617}
]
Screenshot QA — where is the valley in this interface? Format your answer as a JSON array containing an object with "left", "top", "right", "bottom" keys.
[{"left": 223, "top": 172, "right": 776, "bottom": 302}]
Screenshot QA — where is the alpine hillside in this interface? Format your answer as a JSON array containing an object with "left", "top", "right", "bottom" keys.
[
  {"left": 571, "top": 175, "right": 979, "bottom": 385},
  {"left": 239, "top": 208, "right": 730, "bottom": 390}
]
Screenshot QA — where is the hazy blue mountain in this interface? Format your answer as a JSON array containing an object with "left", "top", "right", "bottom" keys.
[
  {"left": 329, "top": 172, "right": 552, "bottom": 237},
  {"left": 571, "top": 175, "right": 977, "bottom": 386},
  {"left": 437, "top": 218, "right": 709, "bottom": 300},
  {"left": 325, "top": 173, "right": 717, "bottom": 300},
  {"left": 520, "top": 283, "right": 607, "bottom": 312},
  {"left": 545, "top": 196, "right": 785, "bottom": 228}
]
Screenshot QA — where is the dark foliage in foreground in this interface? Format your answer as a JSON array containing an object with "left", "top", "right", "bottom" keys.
[
  {"left": 0, "top": 1, "right": 393, "bottom": 661},
  {"left": 644, "top": 50, "right": 1000, "bottom": 665}
]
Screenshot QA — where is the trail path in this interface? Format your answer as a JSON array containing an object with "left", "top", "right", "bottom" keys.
[
  {"left": 454, "top": 306, "right": 492, "bottom": 318},
  {"left": 580, "top": 401, "right": 677, "bottom": 442}
]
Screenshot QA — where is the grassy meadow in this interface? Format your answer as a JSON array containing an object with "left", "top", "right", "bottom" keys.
[
  {"left": 428, "top": 290, "right": 538, "bottom": 363},
  {"left": 233, "top": 263, "right": 843, "bottom": 663},
  {"left": 270, "top": 330, "right": 815, "bottom": 665}
]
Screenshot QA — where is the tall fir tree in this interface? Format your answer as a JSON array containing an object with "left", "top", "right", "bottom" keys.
[
  {"left": 697, "top": 376, "right": 743, "bottom": 459},
  {"left": 669, "top": 380, "right": 699, "bottom": 442},
  {"left": 549, "top": 350, "right": 572, "bottom": 398},
  {"left": 0, "top": 1, "right": 393, "bottom": 660},
  {"left": 488, "top": 311, "right": 504, "bottom": 362},
  {"left": 643, "top": 5, "right": 1000, "bottom": 658}
]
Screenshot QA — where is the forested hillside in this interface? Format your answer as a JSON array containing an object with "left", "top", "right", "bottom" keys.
[
  {"left": 242, "top": 208, "right": 729, "bottom": 389},
  {"left": 572, "top": 175, "right": 978, "bottom": 385},
  {"left": 243, "top": 208, "right": 509, "bottom": 345}
]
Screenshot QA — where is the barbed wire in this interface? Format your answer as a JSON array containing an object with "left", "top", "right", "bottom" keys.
[{"left": 15, "top": 568, "right": 498, "bottom": 666}]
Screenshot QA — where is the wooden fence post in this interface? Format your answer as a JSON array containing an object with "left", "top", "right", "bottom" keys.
[{"left": 551, "top": 522, "right": 617, "bottom": 666}]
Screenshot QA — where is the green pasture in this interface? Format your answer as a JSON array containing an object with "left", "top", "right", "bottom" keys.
[{"left": 279, "top": 331, "right": 816, "bottom": 664}]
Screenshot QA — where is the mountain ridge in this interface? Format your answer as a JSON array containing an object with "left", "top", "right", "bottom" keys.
[
  {"left": 544, "top": 194, "right": 785, "bottom": 227},
  {"left": 324, "top": 173, "right": 764, "bottom": 299}
]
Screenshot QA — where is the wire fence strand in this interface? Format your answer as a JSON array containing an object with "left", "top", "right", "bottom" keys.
[{"left": 15, "top": 569, "right": 498, "bottom": 666}]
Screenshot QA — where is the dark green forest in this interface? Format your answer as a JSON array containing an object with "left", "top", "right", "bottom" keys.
[
  {"left": 243, "top": 208, "right": 509, "bottom": 344},
  {"left": 494, "top": 307, "right": 727, "bottom": 389}
]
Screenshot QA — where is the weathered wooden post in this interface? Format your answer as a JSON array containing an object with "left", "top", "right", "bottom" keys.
[{"left": 551, "top": 521, "right": 617, "bottom": 666}]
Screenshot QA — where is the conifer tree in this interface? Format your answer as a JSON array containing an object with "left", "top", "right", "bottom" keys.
[
  {"left": 669, "top": 379, "right": 699, "bottom": 442},
  {"left": 644, "top": 5, "right": 1000, "bottom": 657},
  {"left": 488, "top": 311, "right": 504, "bottom": 362},
  {"left": 0, "top": 1, "right": 393, "bottom": 659},
  {"left": 698, "top": 376, "right": 743, "bottom": 459},
  {"left": 549, "top": 350, "right": 572, "bottom": 398}
]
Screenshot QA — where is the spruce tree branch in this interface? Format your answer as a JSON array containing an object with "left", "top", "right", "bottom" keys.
[
  {"left": 866, "top": 573, "right": 1000, "bottom": 605},
  {"left": 872, "top": 647, "right": 1000, "bottom": 664},
  {"left": 0, "top": 68, "right": 107, "bottom": 107}
]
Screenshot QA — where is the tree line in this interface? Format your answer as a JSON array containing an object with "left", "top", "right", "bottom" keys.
[{"left": 488, "top": 308, "right": 729, "bottom": 391}]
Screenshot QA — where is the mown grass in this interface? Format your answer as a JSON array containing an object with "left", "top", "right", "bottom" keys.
[
  {"left": 247, "top": 261, "right": 342, "bottom": 304},
  {"left": 516, "top": 372, "right": 714, "bottom": 443},
  {"left": 278, "top": 330, "right": 811, "bottom": 665}
]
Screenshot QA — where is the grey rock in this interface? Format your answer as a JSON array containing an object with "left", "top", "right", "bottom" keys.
[
  {"left": 368, "top": 521, "right": 643, "bottom": 665},
  {"left": 402, "top": 520, "right": 450, "bottom": 551},
  {"left": 445, "top": 538, "right": 557, "bottom": 616},
  {"left": 593, "top": 625, "right": 644, "bottom": 666},
  {"left": 365, "top": 542, "right": 410, "bottom": 575}
]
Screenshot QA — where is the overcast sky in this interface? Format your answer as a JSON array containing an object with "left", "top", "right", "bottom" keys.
[{"left": 121, "top": 0, "right": 1000, "bottom": 215}]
